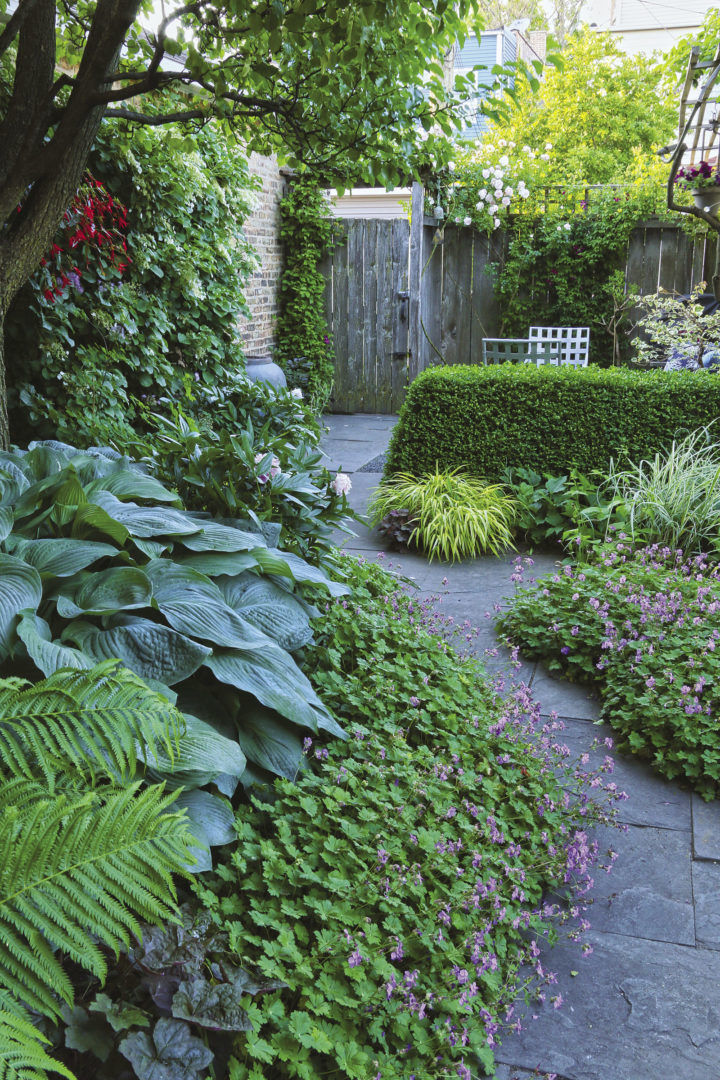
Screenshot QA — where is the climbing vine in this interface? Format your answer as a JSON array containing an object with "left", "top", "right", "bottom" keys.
[{"left": 276, "top": 178, "right": 336, "bottom": 410}]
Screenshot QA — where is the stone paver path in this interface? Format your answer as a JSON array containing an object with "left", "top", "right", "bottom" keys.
[{"left": 322, "top": 414, "right": 720, "bottom": 1080}]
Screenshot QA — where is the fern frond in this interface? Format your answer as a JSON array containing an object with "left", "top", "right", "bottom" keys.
[
  {"left": 0, "top": 662, "right": 183, "bottom": 787},
  {"left": 0, "top": 785, "right": 191, "bottom": 1018},
  {"left": 0, "top": 1003, "right": 74, "bottom": 1080}
]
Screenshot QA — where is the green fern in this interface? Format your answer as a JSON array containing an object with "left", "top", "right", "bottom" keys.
[
  {"left": 0, "top": 664, "right": 195, "bottom": 1078},
  {"left": 0, "top": 996, "right": 74, "bottom": 1080}
]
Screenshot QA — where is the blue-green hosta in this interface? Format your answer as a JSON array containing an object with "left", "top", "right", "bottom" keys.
[{"left": 0, "top": 441, "right": 347, "bottom": 863}]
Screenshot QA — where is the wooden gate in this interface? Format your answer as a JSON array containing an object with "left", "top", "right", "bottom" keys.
[{"left": 323, "top": 208, "right": 718, "bottom": 414}]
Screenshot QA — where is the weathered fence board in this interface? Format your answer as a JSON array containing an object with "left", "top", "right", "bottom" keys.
[{"left": 324, "top": 218, "right": 717, "bottom": 414}]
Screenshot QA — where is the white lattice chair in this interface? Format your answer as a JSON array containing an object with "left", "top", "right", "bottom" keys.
[
  {"left": 481, "top": 338, "right": 556, "bottom": 366},
  {"left": 528, "top": 326, "right": 590, "bottom": 367}
]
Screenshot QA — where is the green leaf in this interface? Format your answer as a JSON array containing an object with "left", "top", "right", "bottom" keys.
[
  {"left": 71, "top": 502, "right": 131, "bottom": 545},
  {"left": 179, "top": 521, "right": 263, "bottom": 552},
  {"left": 8, "top": 537, "right": 118, "bottom": 577},
  {"left": 218, "top": 573, "right": 313, "bottom": 650},
  {"left": 88, "top": 492, "right": 203, "bottom": 538},
  {"left": 145, "top": 561, "right": 269, "bottom": 650},
  {"left": 142, "top": 712, "right": 246, "bottom": 789},
  {"left": 204, "top": 646, "right": 329, "bottom": 732},
  {"left": 85, "top": 470, "right": 181, "bottom": 506},
  {"left": 62, "top": 1004, "right": 114, "bottom": 1062},
  {"left": 56, "top": 567, "right": 153, "bottom": 618},
  {"left": 89, "top": 992, "right": 151, "bottom": 1033},
  {"left": 68, "top": 617, "right": 212, "bottom": 685},
  {"left": 252, "top": 548, "right": 350, "bottom": 596},
  {"left": 119, "top": 1018, "right": 214, "bottom": 1080},
  {"left": 0, "top": 508, "right": 13, "bottom": 543},
  {"left": 17, "top": 611, "right": 93, "bottom": 677},
  {"left": 173, "top": 790, "right": 235, "bottom": 846},
  {"left": 0, "top": 554, "right": 42, "bottom": 661},
  {"left": 177, "top": 550, "right": 260, "bottom": 576},
  {"left": 234, "top": 704, "right": 304, "bottom": 779},
  {"left": 171, "top": 978, "right": 252, "bottom": 1033}
]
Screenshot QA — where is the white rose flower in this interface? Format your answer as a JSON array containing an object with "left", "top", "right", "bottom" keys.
[
  {"left": 504, "top": 186, "right": 513, "bottom": 196},
  {"left": 540, "top": 153, "right": 550, "bottom": 161},
  {"left": 598, "top": 87, "right": 607, "bottom": 97},
  {"left": 501, "top": 196, "right": 511, "bottom": 206},
  {"left": 493, "top": 217, "right": 501, "bottom": 229},
  {"left": 545, "top": 142, "right": 552, "bottom": 150},
  {"left": 448, "top": 161, "right": 456, "bottom": 172},
  {"left": 489, "top": 204, "right": 498, "bottom": 214},
  {"left": 482, "top": 168, "right": 491, "bottom": 179},
  {"left": 478, "top": 188, "right": 487, "bottom": 199},
  {"left": 499, "top": 155, "right": 509, "bottom": 166},
  {"left": 522, "top": 145, "right": 532, "bottom": 154},
  {"left": 520, "top": 188, "right": 530, "bottom": 199},
  {"left": 499, "top": 138, "right": 507, "bottom": 147},
  {"left": 463, "top": 215, "right": 472, "bottom": 226},
  {"left": 290, "top": 387, "right": 304, "bottom": 400},
  {"left": 564, "top": 223, "right": 572, "bottom": 230}
]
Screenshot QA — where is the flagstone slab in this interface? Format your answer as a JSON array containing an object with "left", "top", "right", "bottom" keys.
[
  {"left": 692, "top": 861, "right": 720, "bottom": 950},
  {"left": 692, "top": 794, "right": 720, "bottom": 861},
  {"left": 493, "top": 930, "right": 720, "bottom": 1080}
]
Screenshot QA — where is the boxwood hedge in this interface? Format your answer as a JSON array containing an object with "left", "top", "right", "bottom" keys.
[{"left": 385, "top": 364, "right": 720, "bottom": 480}]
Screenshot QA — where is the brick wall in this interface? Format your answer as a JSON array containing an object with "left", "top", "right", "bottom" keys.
[{"left": 238, "top": 152, "right": 287, "bottom": 356}]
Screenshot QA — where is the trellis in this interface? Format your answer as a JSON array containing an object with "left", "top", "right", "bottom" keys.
[{"left": 663, "top": 40, "right": 720, "bottom": 297}]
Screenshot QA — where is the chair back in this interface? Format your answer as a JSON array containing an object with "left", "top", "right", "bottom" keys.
[
  {"left": 481, "top": 338, "right": 556, "bottom": 366},
  {"left": 528, "top": 326, "right": 590, "bottom": 367}
]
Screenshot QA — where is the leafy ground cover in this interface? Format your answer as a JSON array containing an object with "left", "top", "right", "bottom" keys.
[{"left": 499, "top": 543, "right": 720, "bottom": 798}]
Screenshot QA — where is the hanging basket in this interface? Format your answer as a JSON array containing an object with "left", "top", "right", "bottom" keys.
[{"left": 691, "top": 188, "right": 720, "bottom": 216}]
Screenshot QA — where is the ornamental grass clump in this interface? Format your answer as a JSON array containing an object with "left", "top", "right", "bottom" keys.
[
  {"left": 499, "top": 542, "right": 720, "bottom": 798},
  {"left": 369, "top": 467, "right": 516, "bottom": 562},
  {"left": 605, "top": 426, "right": 720, "bottom": 553}
]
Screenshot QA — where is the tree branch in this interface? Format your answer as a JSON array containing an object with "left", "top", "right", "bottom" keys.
[
  {"left": 104, "top": 106, "right": 208, "bottom": 124},
  {"left": 0, "top": 0, "right": 42, "bottom": 58}
]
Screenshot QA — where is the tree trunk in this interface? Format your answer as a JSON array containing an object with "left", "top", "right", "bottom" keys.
[{"left": 0, "top": 315, "right": 8, "bottom": 452}]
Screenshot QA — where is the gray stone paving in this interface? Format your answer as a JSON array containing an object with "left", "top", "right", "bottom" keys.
[{"left": 321, "top": 415, "right": 720, "bottom": 1080}]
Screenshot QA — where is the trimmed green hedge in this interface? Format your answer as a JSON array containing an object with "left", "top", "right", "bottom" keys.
[{"left": 385, "top": 364, "right": 720, "bottom": 479}]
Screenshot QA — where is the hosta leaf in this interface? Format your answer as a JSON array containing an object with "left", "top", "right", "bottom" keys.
[
  {"left": 176, "top": 550, "right": 260, "bottom": 576},
  {"left": 68, "top": 617, "right": 212, "bottom": 685},
  {"left": 145, "top": 561, "right": 269, "bottom": 650},
  {"left": 173, "top": 790, "right": 235, "bottom": 846},
  {"left": 56, "top": 567, "right": 153, "bottom": 618},
  {"left": 171, "top": 977, "right": 252, "bottom": 1033},
  {"left": 0, "top": 554, "right": 42, "bottom": 660},
  {"left": 234, "top": 703, "right": 304, "bottom": 779},
  {"left": 17, "top": 611, "right": 93, "bottom": 677},
  {"left": 85, "top": 470, "right": 180, "bottom": 506},
  {"left": 0, "top": 460, "right": 30, "bottom": 505},
  {"left": 9, "top": 537, "right": 118, "bottom": 577},
  {"left": 218, "top": 573, "right": 313, "bottom": 650},
  {"left": 252, "top": 547, "right": 350, "bottom": 596},
  {"left": 88, "top": 492, "right": 202, "bottom": 538},
  {"left": 119, "top": 1018, "right": 213, "bottom": 1080},
  {"left": 0, "top": 507, "right": 13, "bottom": 542},
  {"left": 219, "top": 516, "right": 278, "bottom": 547},
  {"left": 204, "top": 646, "right": 328, "bottom": 732},
  {"left": 179, "top": 520, "right": 263, "bottom": 553},
  {"left": 71, "top": 502, "right": 131, "bottom": 545},
  {"left": 141, "top": 712, "right": 246, "bottom": 789},
  {"left": 133, "top": 537, "right": 173, "bottom": 559}
]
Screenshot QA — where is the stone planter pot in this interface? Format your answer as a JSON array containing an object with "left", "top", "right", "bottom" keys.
[
  {"left": 244, "top": 355, "right": 287, "bottom": 389},
  {"left": 691, "top": 187, "right": 720, "bottom": 216}
]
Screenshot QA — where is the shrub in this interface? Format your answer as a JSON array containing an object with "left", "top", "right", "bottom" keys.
[
  {"left": 0, "top": 664, "right": 193, "bottom": 1074},
  {"left": 0, "top": 441, "right": 348, "bottom": 852},
  {"left": 385, "top": 364, "right": 720, "bottom": 481},
  {"left": 502, "top": 466, "right": 629, "bottom": 550},
  {"left": 368, "top": 467, "right": 516, "bottom": 561},
  {"left": 498, "top": 543, "right": 720, "bottom": 798}
]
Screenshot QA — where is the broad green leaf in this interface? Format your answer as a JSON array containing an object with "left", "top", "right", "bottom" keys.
[
  {"left": 0, "top": 554, "right": 42, "bottom": 660},
  {"left": 133, "top": 537, "right": 172, "bottom": 559},
  {"left": 144, "top": 561, "right": 268, "bottom": 650},
  {"left": 173, "top": 790, "right": 235, "bottom": 846},
  {"left": 171, "top": 977, "right": 252, "bottom": 1032},
  {"left": 67, "top": 617, "right": 212, "bottom": 685},
  {"left": 142, "top": 712, "right": 246, "bottom": 789},
  {"left": 252, "top": 548, "right": 350, "bottom": 596},
  {"left": 179, "top": 521, "right": 262, "bottom": 552},
  {"left": 176, "top": 550, "right": 260, "bottom": 576},
  {"left": 0, "top": 507, "right": 13, "bottom": 542},
  {"left": 204, "top": 646, "right": 328, "bottom": 732},
  {"left": 56, "top": 567, "right": 152, "bottom": 619},
  {"left": 119, "top": 1018, "right": 214, "bottom": 1080},
  {"left": 71, "top": 503, "right": 131, "bottom": 545},
  {"left": 88, "top": 491, "right": 203, "bottom": 538},
  {"left": 85, "top": 470, "right": 181, "bottom": 506},
  {"left": 234, "top": 704, "right": 304, "bottom": 779},
  {"left": 8, "top": 538, "right": 118, "bottom": 577},
  {"left": 0, "top": 461, "right": 30, "bottom": 505},
  {"left": 17, "top": 612, "right": 93, "bottom": 677},
  {"left": 217, "top": 573, "right": 313, "bottom": 650}
]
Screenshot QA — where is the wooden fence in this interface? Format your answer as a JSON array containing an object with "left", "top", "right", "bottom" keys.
[{"left": 322, "top": 213, "right": 719, "bottom": 414}]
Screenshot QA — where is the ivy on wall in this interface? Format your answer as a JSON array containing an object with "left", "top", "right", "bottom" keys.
[{"left": 276, "top": 178, "right": 336, "bottom": 411}]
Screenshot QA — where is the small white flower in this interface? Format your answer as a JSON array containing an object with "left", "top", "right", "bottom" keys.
[
  {"left": 564, "top": 223, "right": 572, "bottom": 231},
  {"left": 499, "top": 155, "right": 509, "bottom": 166},
  {"left": 540, "top": 153, "right": 550, "bottom": 161},
  {"left": 331, "top": 472, "right": 352, "bottom": 496},
  {"left": 478, "top": 188, "right": 487, "bottom": 199},
  {"left": 598, "top": 88, "right": 607, "bottom": 97},
  {"left": 520, "top": 188, "right": 530, "bottom": 199},
  {"left": 504, "top": 186, "right": 513, "bottom": 196},
  {"left": 489, "top": 204, "right": 498, "bottom": 214},
  {"left": 463, "top": 215, "right": 472, "bottom": 226},
  {"left": 485, "top": 144, "right": 495, "bottom": 153},
  {"left": 522, "top": 145, "right": 532, "bottom": 154},
  {"left": 290, "top": 387, "right": 304, "bottom": 399},
  {"left": 499, "top": 139, "right": 507, "bottom": 147},
  {"left": 501, "top": 196, "right": 511, "bottom": 206},
  {"left": 447, "top": 161, "right": 456, "bottom": 172},
  {"left": 493, "top": 217, "right": 501, "bottom": 229},
  {"left": 545, "top": 142, "right": 552, "bottom": 150},
  {"left": 482, "top": 168, "right": 491, "bottom": 179}
]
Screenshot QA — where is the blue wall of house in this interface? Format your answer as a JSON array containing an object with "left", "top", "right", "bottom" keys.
[{"left": 455, "top": 30, "right": 516, "bottom": 140}]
